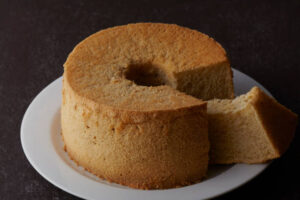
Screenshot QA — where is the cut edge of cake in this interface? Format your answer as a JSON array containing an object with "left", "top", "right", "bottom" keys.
[{"left": 207, "top": 86, "right": 298, "bottom": 164}]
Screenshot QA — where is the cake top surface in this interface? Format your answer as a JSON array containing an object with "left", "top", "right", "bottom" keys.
[{"left": 64, "top": 23, "right": 228, "bottom": 111}]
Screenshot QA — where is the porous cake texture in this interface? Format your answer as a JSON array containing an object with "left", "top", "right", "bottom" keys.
[{"left": 208, "top": 87, "right": 298, "bottom": 164}]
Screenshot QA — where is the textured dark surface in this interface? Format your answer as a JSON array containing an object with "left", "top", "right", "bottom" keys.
[{"left": 0, "top": 0, "right": 299, "bottom": 199}]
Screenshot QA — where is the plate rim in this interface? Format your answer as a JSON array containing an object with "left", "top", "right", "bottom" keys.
[{"left": 21, "top": 68, "right": 271, "bottom": 200}]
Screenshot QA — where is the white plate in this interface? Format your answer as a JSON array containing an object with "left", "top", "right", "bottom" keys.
[{"left": 21, "top": 69, "right": 272, "bottom": 200}]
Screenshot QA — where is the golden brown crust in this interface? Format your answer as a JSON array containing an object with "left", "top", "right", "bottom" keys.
[
  {"left": 64, "top": 142, "right": 208, "bottom": 189},
  {"left": 64, "top": 23, "right": 234, "bottom": 107},
  {"left": 251, "top": 87, "right": 298, "bottom": 156}
]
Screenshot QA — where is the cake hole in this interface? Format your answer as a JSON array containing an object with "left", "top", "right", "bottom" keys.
[
  {"left": 86, "top": 125, "right": 90, "bottom": 129},
  {"left": 125, "top": 63, "right": 169, "bottom": 87}
]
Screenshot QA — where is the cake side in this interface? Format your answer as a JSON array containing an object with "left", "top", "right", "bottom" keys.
[{"left": 61, "top": 74, "right": 209, "bottom": 189}]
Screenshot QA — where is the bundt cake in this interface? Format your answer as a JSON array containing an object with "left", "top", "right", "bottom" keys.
[{"left": 61, "top": 23, "right": 234, "bottom": 189}]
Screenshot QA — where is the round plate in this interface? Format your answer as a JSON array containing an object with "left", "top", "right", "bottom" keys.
[{"left": 21, "top": 69, "right": 271, "bottom": 200}]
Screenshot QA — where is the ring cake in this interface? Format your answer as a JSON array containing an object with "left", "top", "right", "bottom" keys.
[{"left": 61, "top": 23, "right": 234, "bottom": 189}]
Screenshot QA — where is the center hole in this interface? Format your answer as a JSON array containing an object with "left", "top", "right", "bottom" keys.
[{"left": 125, "top": 63, "right": 168, "bottom": 87}]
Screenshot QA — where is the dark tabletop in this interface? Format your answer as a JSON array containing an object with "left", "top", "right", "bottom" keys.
[{"left": 1, "top": 0, "right": 300, "bottom": 199}]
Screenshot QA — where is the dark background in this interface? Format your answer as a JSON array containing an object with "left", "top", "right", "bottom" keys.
[{"left": 0, "top": 0, "right": 299, "bottom": 199}]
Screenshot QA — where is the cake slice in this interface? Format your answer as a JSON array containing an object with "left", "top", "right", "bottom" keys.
[{"left": 207, "top": 87, "right": 298, "bottom": 164}]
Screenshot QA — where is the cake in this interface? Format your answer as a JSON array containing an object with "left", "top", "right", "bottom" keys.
[
  {"left": 61, "top": 23, "right": 234, "bottom": 189},
  {"left": 207, "top": 87, "right": 298, "bottom": 164}
]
